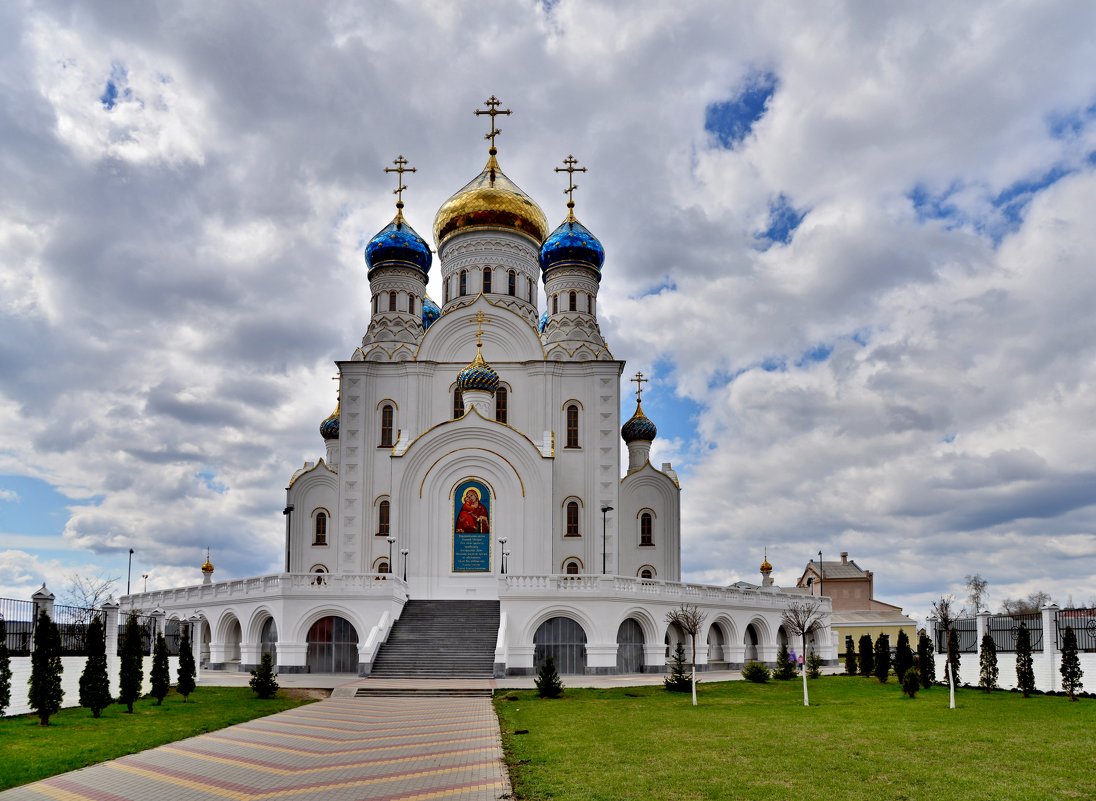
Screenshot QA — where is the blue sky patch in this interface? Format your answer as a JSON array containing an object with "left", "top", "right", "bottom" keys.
[
  {"left": 796, "top": 343, "right": 833, "bottom": 367},
  {"left": 636, "top": 277, "right": 677, "bottom": 298},
  {"left": 991, "top": 164, "right": 1071, "bottom": 227},
  {"left": 0, "top": 474, "right": 101, "bottom": 537},
  {"left": 908, "top": 182, "right": 962, "bottom": 224},
  {"left": 100, "top": 62, "right": 130, "bottom": 111},
  {"left": 197, "top": 469, "right": 228, "bottom": 494},
  {"left": 1047, "top": 102, "right": 1096, "bottom": 140},
  {"left": 705, "top": 71, "right": 779, "bottom": 149},
  {"left": 756, "top": 193, "right": 806, "bottom": 246}
]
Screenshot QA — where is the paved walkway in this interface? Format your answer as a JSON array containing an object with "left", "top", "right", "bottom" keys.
[{"left": 3, "top": 692, "right": 511, "bottom": 801}]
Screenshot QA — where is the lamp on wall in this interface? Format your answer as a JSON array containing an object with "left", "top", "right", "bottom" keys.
[
  {"left": 282, "top": 504, "right": 294, "bottom": 572},
  {"left": 400, "top": 549, "right": 409, "bottom": 581},
  {"left": 386, "top": 536, "right": 396, "bottom": 575},
  {"left": 497, "top": 537, "right": 508, "bottom": 575},
  {"left": 601, "top": 506, "right": 614, "bottom": 575}
]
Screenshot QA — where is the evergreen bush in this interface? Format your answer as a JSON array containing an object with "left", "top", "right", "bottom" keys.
[
  {"left": 118, "top": 613, "right": 144, "bottom": 713},
  {"left": 1015, "top": 622, "right": 1036, "bottom": 698},
  {"left": 857, "top": 634, "right": 874, "bottom": 677},
  {"left": 249, "top": 651, "right": 279, "bottom": 699},
  {"left": 1060, "top": 625, "right": 1083, "bottom": 701},
  {"left": 844, "top": 635, "right": 857, "bottom": 675},
  {"left": 773, "top": 641, "right": 796, "bottom": 680},
  {"left": 806, "top": 650, "right": 823, "bottom": 679},
  {"left": 176, "top": 624, "right": 196, "bottom": 702},
  {"left": 978, "top": 633, "right": 998, "bottom": 692},
  {"left": 535, "top": 655, "right": 564, "bottom": 698},
  {"left": 902, "top": 667, "right": 920, "bottom": 698},
  {"left": 917, "top": 631, "right": 936, "bottom": 689},
  {"left": 742, "top": 662, "right": 770, "bottom": 683},
  {"left": 874, "top": 634, "right": 891, "bottom": 683},
  {"left": 78, "top": 615, "right": 112, "bottom": 717},
  {"left": 150, "top": 633, "right": 170, "bottom": 705},
  {"left": 0, "top": 617, "right": 11, "bottom": 717},
  {"left": 945, "top": 629, "right": 961, "bottom": 689},
  {"left": 664, "top": 643, "right": 692, "bottom": 692},
  {"left": 894, "top": 630, "right": 914, "bottom": 683},
  {"left": 28, "top": 609, "right": 64, "bottom": 725}
]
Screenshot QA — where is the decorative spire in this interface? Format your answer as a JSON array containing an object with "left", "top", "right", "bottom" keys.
[
  {"left": 384, "top": 155, "right": 416, "bottom": 222},
  {"left": 201, "top": 547, "right": 214, "bottom": 574},
  {"left": 456, "top": 310, "right": 499, "bottom": 394},
  {"left": 475, "top": 95, "right": 511, "bottom": 157},
  {"left": 760, "top": 547, "right": 773, "bottom": 574},
  {"left": 630, "top": 371, "right": 648, "bottom": 403},
  {"left": 554, "top": 154, "right": 587, "bottom": 222}
]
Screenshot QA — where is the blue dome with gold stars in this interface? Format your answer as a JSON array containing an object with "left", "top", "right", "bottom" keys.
[
  {"left": 621, "top": 403, "right": 657, "bottom": 443},
  {"left": 456, "top": 349, "right": 499, "bottom": 394},
  {"left": 365, "top": 213, "right": 432, "bottom": 275},
  {"left": 539, "top": 217, "right": 605, "bottom": 274},
  {"left": 422, "top": 295, "right": 441, "bottom": 330},
  {"left": 320, "top": 402, "right": 340, "bottom": 441}
]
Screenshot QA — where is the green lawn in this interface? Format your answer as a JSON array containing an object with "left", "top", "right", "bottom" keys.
[
  {"left": 494, "top": 676, "right": 1096, "bottom": 801},
  {"left": 0, "top": 688, "right": 317, "bottom": 790}
]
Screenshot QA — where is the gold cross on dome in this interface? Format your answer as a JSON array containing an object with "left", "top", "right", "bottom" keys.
[
  {"left": 555, "top": 154, "right": 587, "bottom": 219},
  {"left": 474, "top": 95, "right": 511, "bottom": 152},
  {"left": 630, "top": 371, "right": 648, "bottom": 402},
  {"left": 383, "top": 155, "right": 416, "bottom": 212},
  {"left": 471, "top": 310, "right": 488, "bottom": 347}
]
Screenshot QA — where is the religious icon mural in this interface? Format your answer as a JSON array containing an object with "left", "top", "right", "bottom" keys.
[{"left": 453, "top": 478, "right": 491, "bottom": 572}]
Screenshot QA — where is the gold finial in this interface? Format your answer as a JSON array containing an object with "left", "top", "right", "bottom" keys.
[
  {"left": 384, "top": 155, "right": 416, "bottom": 219},
  {"left": 630, "top": 371, "right": 648, "bottom": 403},
  {"left": 471, "top": 310, "right": 488, "bottom": 349},
  {"left": 555, "top": 154, "right": 587, "bottom": 221},
  {"left": 475, "top": 96, "right": 512, "bottom": 155}
]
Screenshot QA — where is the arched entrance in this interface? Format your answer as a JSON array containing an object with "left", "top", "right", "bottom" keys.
[
  {"left": 223, "top": 617, "right": 242, "bottom": 663},
  {"left": 616, "top": 618, "right": 645, "bottom": 673},
  {"left": 306, "top": 616, "right": 359, "bottom": 673},
  {"left": 745, "top": 623, "right": 760, "bottom": 662},
  {"left": 534, "top": 617, "right": 587, "bottom": 674},
  {"left": 260, "top": 617, "right": 278, "bottom": 664},
  {"left": 707, "top": 625, "right": 726, "bottom": 666}
]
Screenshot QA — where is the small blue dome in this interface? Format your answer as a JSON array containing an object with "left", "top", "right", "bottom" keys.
[
  {"left": 320, "top": 403, "right": 340, "bottom": 441},
  {"left": 456, "top": 349, "right": 499, "bottom": 394},
  {"left": 621, "top": 403, "right": 657, "bottom": 443},
  {"left": 422, "top": 295, "right": 441, "bottom": 330},
  {"left": 537, "top": 309, "right": 548, "bottom": 333},
  {"left": 365, "top": 214, "right": 432, "bottom": 274},
  {"left": 539, "top": 216, "right": 605, "bottom": 274}
]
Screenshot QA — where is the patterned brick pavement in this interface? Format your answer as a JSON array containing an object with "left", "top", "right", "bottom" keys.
[{"left": 3, "top": 695, "right": 511, "bottom": 801}]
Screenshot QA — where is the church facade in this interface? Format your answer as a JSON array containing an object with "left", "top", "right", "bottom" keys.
[{"left": 121, "top": 100, "right": 833, "bottom": 676}]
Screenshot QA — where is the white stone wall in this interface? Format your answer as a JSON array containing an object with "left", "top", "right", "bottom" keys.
[
  {"left": 934, "top": 651, "right": 1096, "bottom": 693},
  {"left": 5, "top": 655, "right": 180, "bottom": 717}
]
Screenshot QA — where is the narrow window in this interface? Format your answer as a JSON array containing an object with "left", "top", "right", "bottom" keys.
[
  {"left": 409, "top": 296, "right": 416, "bottom": 315},
  {"left": 388, "top": 291, "right": 397, "bottom": 312},
  {"left": 565, "top": 404, "right": 579, "bottom": 448},
  {"left": 459, "top": 270, "right": 467, "bottom": 296},
  {"left": 508, "top": 270, "right": 516, "bottom": 296},
  {"left": 566, "top": 501, "right": 580, "bottom": 536},
  {"left": 373, "top": 295, "right": 378, "bottom": 313},
  {"left": 378, "top": 500, "right": 390, "bottom": 536},
  {"left": 495, "top": 386, "right": 508, "bottom": 424},
  {"left": 380, "top": 404, "right": 394, "bottom": 447},
  {"left": 377, "top": 558, "right": 390, "bottom": 574},
  {"left": 640, "top": 512, "right": 653, "bottom": 546},
  {"left": 528, "top": 279, "right": 534, "bottom": 303},
  {"left": 569, "top": 291, "right": 577, "bottom": 311},
  {"left": 453, "top": 388, "right": 465, "bottom": 418},
  {"left": 444, "top": 280, "right": 450, "bottom": 304},
  {"left": 564, "top": 559, "right": 580, "bottom": 575},
  {"left": 552, "top": 294, "right": 559, "bottom": 315},
  {"left": 314, "top": 512, "right": 327, "bottom": 545},
  {"left": 483, "top": 267, "right": 492, "bottom": 294},
  {"left": 587, "top": 294, "right": 592, "bottom": 314}
]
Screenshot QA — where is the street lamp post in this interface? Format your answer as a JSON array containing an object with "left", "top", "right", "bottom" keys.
[
  {"left": 400, "top": 549, "right": 409, "bottom": 582},
  {"left": 127, "top": 548, "right": 134, "bottom": 595},
  {"left": 386, "top": 536, "right": 396, "bottom": 575},
  {"left": 818, "top": 549, "right": 823, "bottom": 598},
  {"left": 502, "top": 550, "right": 510, "bottom": 575},
  {"left": 142, "top": 573, "right": 149, "bottom": 593},
  {"left": 282, "top": 504, "right": 294, "bottom": 572},
  {"left": 601, "top": 506, "right": 614, "bottom": 575},
  {"left": 497, "top": 537, "right": 508, "bottom": 575}
]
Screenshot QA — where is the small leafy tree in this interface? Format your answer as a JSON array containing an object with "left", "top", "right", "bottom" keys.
[
  {"left": 933, "top": 595, "right": 959, "bottom": 708},
  {"left": 28, "top": 609, "right": 64, "bottom": 725},
  {"left": 0, "top": 616, "right": 11, "bottom": 716},
  {"left": 249, "top": 651, "right": 279, "bottom": 699},
  {"left": 1015, "top": 622, "right": 1036, "bottom": 697},
  {"left": 894, "top": 630, "right": 914, "bottom": 683},
  {"left": 664, "top": 643, "right": 691, "bottom": 692},
  {"left": 1059, "top": 626, "right": 1083, "bottom": 701},
  {"left": 917, "top": 631, "right": 936, "bottom": 689},
  {"left": 857, "top": 634, "right": 874, "bottom": 677},
  {"left": 902, "top": 667, "right": 921, "bottom": 698},
  {"left": 873, "top": 634, "right": 891, "bottom": 683},
  {"left": 844, "top": 635, "right": 856, "bottom": 675},
  {"left": 78, "top": 615, "right": 112, "bottom": 717},
  {"left": 176, "top": 624, "right": 196, "bottom": 702},
  {"left": 978, "top": 633, "right": 998, "bottom": 692},
  {"left": 964, "top": 573, "right": 989, "bottom": 615},
  {"left": 150, "top": 633, "right": 170, "bottom": 705},
  {"left": 665, "top": 604, "right": 706, "bottom": 706},
  {"left": 781, "top": 598, "right": 826, "bottom": 706},
  {"left": 774, "top": 641, "right": 796, "bottom": 680},
  {"left": 118, "top": 613, "right": 145, "bottom": 713},
  {"left": 535, "top": 655, "right": 564, "bottom": 698}
]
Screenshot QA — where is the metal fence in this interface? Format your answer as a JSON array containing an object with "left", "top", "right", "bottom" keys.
[
  {"left": 52, "top": 603, "right": 101, "bottom": 655},
  {"left": 935, "top": 616, "right": 978, "bottom": 653},
  {"left": 1057, "top": 609, "right": 1096, "bottom": 652},
  {"left": 117, "top": 614, "right": 156, "bottom": 655},
  {"left": 164, "top": 618, "right": 184, "bottom": 656},
  {"left": 0, "top": 597, "right": 38, "bottom": 655},
  {"left": 987, "top": 613, "right": 1043, "bottom": 652}
]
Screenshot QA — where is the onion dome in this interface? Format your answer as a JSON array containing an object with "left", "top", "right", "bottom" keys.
[
  {"left": 433, "top": 153, "right": 548, "bottom": 248},
  {"left": 760, "top": 557, "right": 773, "bottom": 574},
  {"left": 621, "top": 402, "right": 658, "bottom": 443},
  {"left": 201, "top": 552, "right": 214, "bottom": 574},
  {"left": 537, "top": 308, "right": 548, "bottom": 333},
  {"left": 320, "top": 401, "right": 340, "bottom": 441},
  {"left": 539, "top": 215, "right": 605, "bottom": 274},
  {"left": 456, "top": 347, "right": 500, "bottom": 394},
  {"left": 422, "top": 295, "right": 441, "bottom": 330},
  {"left": 365, "top": 211, "right": 432, "bottom": 274}
]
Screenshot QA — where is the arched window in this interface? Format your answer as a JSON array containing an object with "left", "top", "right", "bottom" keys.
[
  {"left": 563, "top": 559, "right": 582, "bottom": 575},
  {"left": 565, "top": 501, "right": 580, "bottom": 536},
  {"left": 569, "top": 291, "right": 577, "bottom": 311},
  {"left": 483, "top": 267, "right": 492, "bottom": 293},
  {"left": 388, "top": 291, "right": 397, "bottom": 312},
  {"left": 508, "top": 270, "right": 516, "bottom": 296},
  {"left": 372, "top": 295, "right": 378, "bottom": 313},
  {"left": 311, "top": 565, "right": 328, "bottom": 585},
  {"left": 587, "top": 294, "right": 592, "bottom": 314},
  {"left": 377, "top": 500, "right": 390, "bottom": 536},
  {"left": 528, "top": 279, "right": 534, "bottom": 303},
  {"left": 640, "top": 512, "right": 653, "bottom": 546},
  {"left": 459, "top": 270, "right": 467, "bottom": 296},
  {"left": 375, "top": 557, "right": 390, "bottom": 574},
  {"left": 453, "top": 387, "right": 465, "bottom": 419},
  {"left": 565, "top": 404, "right": 579, "bottom": 448},
  {"left": 444, "top": 280, "right": 450, "bottom": 304},
  {"left": 552, "top": 294, "right": 559, "bottom": 315},
  {"left": 313, "top": 511, "right": 328, "bottom": 546},
  {"left": 639, "top": 567, "right": 655, "bottom": 580},
  {"left": 409, "top": 296, "right": 416, "bottom": 315},
  {"left": 379, "top": 404, "right": 394, "bottom": 447},
  {"left": 495, "top": 386, "right": 508, "bottom": 424}
]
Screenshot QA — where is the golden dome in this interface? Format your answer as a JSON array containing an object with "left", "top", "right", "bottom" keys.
[
  {"left": 760, "top": 558, "right": 773, "bottom": 573},
  {"left": 433, "top": 153, "right": 548, "bottom": 248}
]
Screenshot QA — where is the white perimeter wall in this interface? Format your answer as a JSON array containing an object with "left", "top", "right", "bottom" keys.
[{"left": 933, "top": 651, "right": 1096, "bottom": 694}]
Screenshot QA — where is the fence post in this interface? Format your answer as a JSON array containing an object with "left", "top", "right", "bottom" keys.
[
  {"left": 976, "top": 609, "right": 989, "bottom": 684},
  {"left": 102, "top": 600, "right": 120, "bottom": 699},
  {"left": 151, "top": 609, "right": 166, "bottom": 656},
  {"left": 1042, "top": 603, "right": 1058, "bottom": 692},
  {"left": 30, "top": 584, "right": 55, "bottom": 653},
  {"left": 189, "top": 615, "right": 203, "bottom": 685}
]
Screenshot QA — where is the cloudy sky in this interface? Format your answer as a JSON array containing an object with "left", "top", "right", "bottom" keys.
[{"left": 2, "top": 0, "right": 1095, "bottom": 624}]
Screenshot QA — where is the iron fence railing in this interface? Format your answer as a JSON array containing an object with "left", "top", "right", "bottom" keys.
[
  {"left": 52, "top": 603, "right": 102, "bottom": 655},
  {"left": 935, "top": 616, "right": 978, "bottom": 653},
  {"left": 1057, "top": 609, "right": 1096, "bottom": 652},
  {"left": 0, "top": 597, "right": 37, "bottom": 655},
  {"left": 164, "top": 618, "right": 184, "bottom": 656},
  {"left": 987, "top": 613, "right": 1043, "bottom": 652},
  {"left": 117, "top": 614, "right": 156, "bottom": 655}
]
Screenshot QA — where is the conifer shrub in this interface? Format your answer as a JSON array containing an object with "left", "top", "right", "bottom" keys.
[
  {"left": 857, "top": 634, "right": 874, "bottom": 677},
  {"left": 535, "top": 655, "right": 564, "bottom": 698},
  {"left": 664, "top": 643, "right": 691, "bottom": 692},
  {"left": 78, "top": 615, "right": 112, "bottom": 717},
  {"left": 1015, "top": 622, "right": 1036, "bottom": 698},
  {"left": 0, "top": 616, "right": 11, "bottom": 717},
  {"left": 742, "top": 662, "right": 770, "bottom": 683},
  {"left": 1060, "top": 625, "right": 1083, "bottom": 701},
  {"left": 176, "top": 624, "right": 196, "bottom": 702},
  {"left": 844, "top": 635, "right": 857, "bottom": 675},
  {"left": 150, "top": 633, "right": 170, "bottom": 705},
  {"left": 806, "top": 650, "right": 823, "bottom": 679},
  {"left": 917, "top": 631, "right": 936, "bottom": 689},
  {"left": 902, "top": 667, "right": 920, "bottom": 698},
  {"left": 874, "top": 634, "right": 891, "bottom": 683},
  {"left": 978, "top": 633, "right": 998, "bottom": 692},
  {"left": 773, "top": 641, "right": 796, "bottom": 680},
  {"left": 945, "top": 629, "right": 961, "bottom": 688},
  {"left": 249, "top": 651, "right": 279, "bottom": 699},
  {"left": 894, "top": 629, "right": 914, "bottom": 683},
  {"left": 118, "top": 613, "right": 145, "bottom": 713},
  {"left": 28, "top": 609, "right": 64, "bottom": 725}
]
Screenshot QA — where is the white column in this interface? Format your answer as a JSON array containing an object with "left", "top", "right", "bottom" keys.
[{"left": 1043, "top": 603, "right": 1059, "bottom": 692}]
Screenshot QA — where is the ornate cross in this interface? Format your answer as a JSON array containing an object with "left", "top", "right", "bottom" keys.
[
  {"left": 384, "top": 155, "right": 416, "bottom": 211},
  {"left": 555, "top": 154, "right": 587, "bottom": 218},
  {"left": 472, "top": 310, "right": 488, "bottom": 347},
  {"left": 630, "top": 371, "right": 648, "bottom": 402},
  {"left": 474, "top": 96, "right": 511, "bottom": 152}
]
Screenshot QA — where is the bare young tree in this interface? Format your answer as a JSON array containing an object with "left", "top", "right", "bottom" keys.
[
  {"left": 665, "top": 604, "right": 706, "bottom": 706},
  {"left": 964, "top": 574, "right": 989, "bottom": 614},
  {"left": 932, "top": 595, "right": 958, "bottom": 709},
  {"left": 59, "top": 572, "right": 119, "bottom": 613},
  {"left": 781, "top": 598, "right": 826, "bottom": 706},
  {"left": 999, "top": 591, "right": 1052, "bottom": 615}
]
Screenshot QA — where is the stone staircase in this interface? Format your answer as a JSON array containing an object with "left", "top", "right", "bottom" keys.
[{"left": 368, "top": 600, "right": 500, "bottom": 678}]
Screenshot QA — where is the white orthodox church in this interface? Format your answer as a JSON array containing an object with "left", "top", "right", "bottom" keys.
[{"left": 122, "top": 99, "right": 833, "bottom": 677}]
